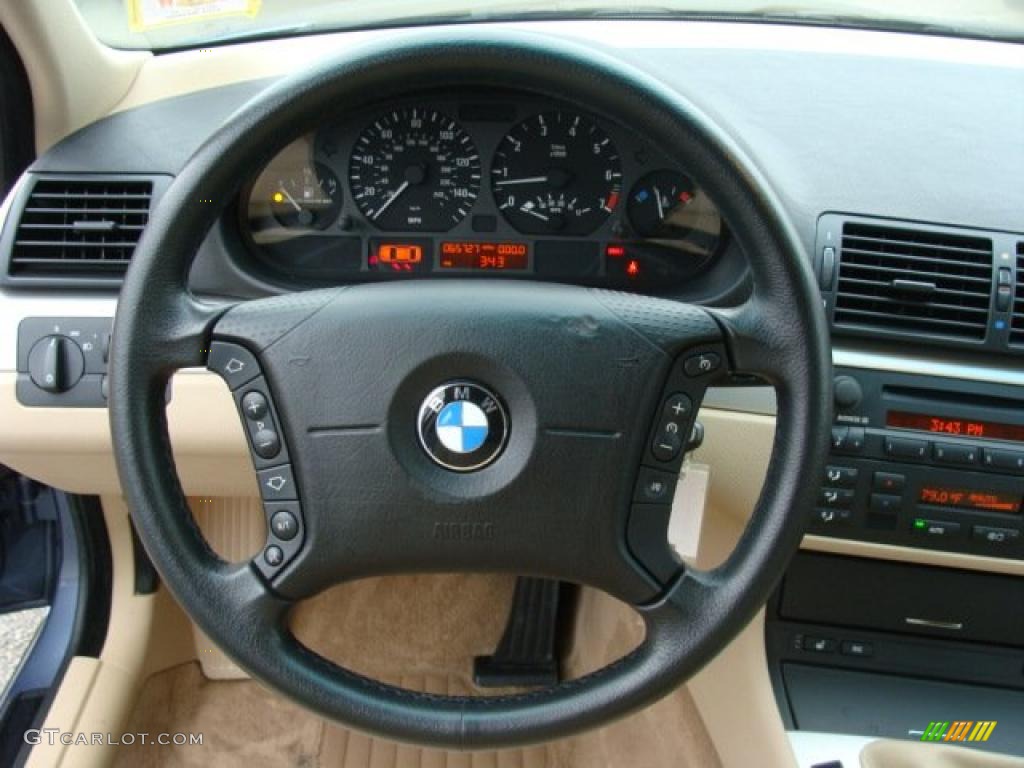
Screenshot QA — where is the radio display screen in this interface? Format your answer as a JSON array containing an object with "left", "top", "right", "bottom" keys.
[
  {"left": 919, "top": 486, "right": 1022, "bottom": 514},
  {"left": 887, "top": 410, "right": 1024, "bottom": 444}
]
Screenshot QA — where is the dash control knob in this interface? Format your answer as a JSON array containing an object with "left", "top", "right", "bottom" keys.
[
  {"left": 833, "top": 375, "right": 863, "bottom": 410},
  {"left": 28, "top": 335, "right": 85, "bottom": 394}
]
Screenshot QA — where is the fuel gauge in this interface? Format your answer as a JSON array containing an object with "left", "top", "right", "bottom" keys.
[
  {"left": 627, "top": 170, "right": 722, "bottom": 258},
  {"left": 269, "top": 163, "right": 342, "bottom": 230}
]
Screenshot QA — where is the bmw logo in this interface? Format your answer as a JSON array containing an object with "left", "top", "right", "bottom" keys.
[{"left": 417, "top": 381, "right": 509, "bottom": 472}]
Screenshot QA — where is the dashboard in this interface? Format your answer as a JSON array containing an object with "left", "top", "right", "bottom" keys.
[{"left": 238, "top": 92, "right": 728, "bottom": 294}]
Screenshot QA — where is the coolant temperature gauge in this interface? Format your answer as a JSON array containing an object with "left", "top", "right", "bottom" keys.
[
  {"left": 627, "top": 170, "right": 722, "bottom": 258},
  {"left": 270, "top": 163, "right": 342, "bottom": 230}
]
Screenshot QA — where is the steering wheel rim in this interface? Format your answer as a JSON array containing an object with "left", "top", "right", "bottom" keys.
[{"left": 109, "top": 29, "right": 831, "bottom": 749}]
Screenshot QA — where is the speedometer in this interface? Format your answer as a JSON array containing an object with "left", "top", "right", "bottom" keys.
[
  {"left": 348, "top": 108, "right": 480, "bottom": 231},
  {"left": 491, "top": 112, "right": 622, "bottom": 236}
]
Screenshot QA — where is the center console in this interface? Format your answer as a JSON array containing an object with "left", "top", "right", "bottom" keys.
[{"left": 808, "top": 366, "right": 1024, "bottom": 558}]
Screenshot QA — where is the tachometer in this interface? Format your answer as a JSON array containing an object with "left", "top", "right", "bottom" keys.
[
  {"left": 349, "top": 108, "right": 480, "bottom": 231},
  {"left": 491, "top": 112, "right": 622, "bottom": 236}
]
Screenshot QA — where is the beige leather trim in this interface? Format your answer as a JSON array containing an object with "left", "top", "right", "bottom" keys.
[
  {"left": 26, "top": 497, "right": 195, "bottom": 768},
  {"left": 0, "top": 371, "right": 256, "bottom": 497},
  {"left": 861, "top": 739, "right": 1024, "bottom": 768},
  {"left": 0, "top": 2, "right": 147, "bottom": 154}
]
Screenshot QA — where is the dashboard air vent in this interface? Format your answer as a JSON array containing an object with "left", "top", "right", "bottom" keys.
[
  {"left": 9, "top": 178, "right": 153, "bottom": 278},
  {"left": 833, "top": 221, "right": 993, "bottom": 342},
  {"left": 1011, "top": 242, "right": 1024, "bottom": 346}
]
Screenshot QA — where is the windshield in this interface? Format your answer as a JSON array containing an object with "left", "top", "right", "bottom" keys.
[{"left": 74, "top": 0, "right": 1024, "bottom": 49}]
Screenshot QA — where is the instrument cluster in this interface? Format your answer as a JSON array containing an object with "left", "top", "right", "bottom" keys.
[{"left": 240, "top": 93, "right": 727, "bottom": 293}]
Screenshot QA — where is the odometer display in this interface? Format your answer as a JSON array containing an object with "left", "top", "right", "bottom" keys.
[
  {"left": 349, "top": 108, "right": 480, "bottom": 231},
  {"left": 491, "top": 111, "right": 622, "bottom": 236},
  {"left": 440, "top": 242, "right": 529, "bottom": 271}
]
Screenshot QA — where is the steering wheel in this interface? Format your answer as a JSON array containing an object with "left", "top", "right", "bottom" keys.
[{"left": 109, "top": 30, "right": 830, "bottom": 749}]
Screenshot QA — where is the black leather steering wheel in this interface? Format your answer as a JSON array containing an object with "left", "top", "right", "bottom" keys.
[{"left": 110, "top": 30, "right": 830, "bottom": 749}]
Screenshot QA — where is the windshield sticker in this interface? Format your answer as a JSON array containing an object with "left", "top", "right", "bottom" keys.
[{"left": 127, "top": 0, "right": 261, "bottom": 32}]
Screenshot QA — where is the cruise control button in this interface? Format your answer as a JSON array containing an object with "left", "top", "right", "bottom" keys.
[
  {"left": 651, "top": 430, "right": 683, "bottom": 462},
  {"left": 824, "top": 466, "right": 858, "bottom": 487},
  {"left": 241, "top": 391, "right": 269, "bottom": 421},
  {"left": 257, "top": 465, "right": 297, "bottom": 501},
  {"left": 264, "top": 545, "right": 284, "bottom": 567},
  {"left": 270, "top": 510, "right": 299, "bottom": 541},
  {"left": 972, "top": 526, "right": 1020, "bottom": 545},
  {"left": 208, "top": 341, "right": 260, "bottom": 390},
  {"left": 252, "top": 429, "right": 281, "bottom": 459},
  {"left": 683, "top": 352, "right": 721, "bottom": 377},
  {"left": 663, "top": 393, "right": 692, "bottom": 420},
  {"left": 634, "top": 466, "right": 678, "bottom": 504}
]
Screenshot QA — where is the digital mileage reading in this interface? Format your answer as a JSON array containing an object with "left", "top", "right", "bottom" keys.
[
  {"left": 440, "top": 242, "right": 528, "bottom": 271},
  {"left": 887, "top": 411, "right": 1024, "bottom": 444}
]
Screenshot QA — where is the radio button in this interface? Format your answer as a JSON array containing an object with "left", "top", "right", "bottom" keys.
[
  {"left": 869, "top": 493, "right": 902, "bottom": 514},
  {"left": 872, "top": 472, "right": 906, "bottom": 494},
  {"left": 832, "top": 426, "right": 865, "bottom": 454},
  {"left": 911, "top": 518, "right": 961, "bottom": 537},
  {"left": 824, "top": 466, "right": 858, "bottom": 487},
  {"left": 820, "top": 488, "right": 855, "bottom": 508},
  {"left": 884, "top": 436, "right": 929, "bottom": 461},
  {"left": 933, "top": 442, "right": 979, "bottom": 466},
  {"left": 982, "top": 448, "right": 1024, "bottom": 474},
  {"left": 972, "top": 526, "right": 1020, "bottom": 545}
]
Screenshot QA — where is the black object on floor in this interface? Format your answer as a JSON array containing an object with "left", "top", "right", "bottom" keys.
[{"left": 474, "top": 577, "right": 561, "bottom": 688}]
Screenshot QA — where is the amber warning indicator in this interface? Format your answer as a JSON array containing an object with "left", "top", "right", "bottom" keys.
[{"left": 440, "top": 242, "right": 529, "bottom": 271}]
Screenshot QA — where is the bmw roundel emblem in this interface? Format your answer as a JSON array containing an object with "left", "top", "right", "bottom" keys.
[{"left": 417, "top": 381, "right": 509, "bottom": 472}]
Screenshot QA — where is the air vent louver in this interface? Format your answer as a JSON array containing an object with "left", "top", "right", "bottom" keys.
[
  {"left": 1011, "top": 242, "right": 1024, "bottom": 346},
  {"left": 833, "top": 221, "right": 993, "bottom": 342},
  {"left": 9, "top": 178, "right": 153, "bottom": 278}
]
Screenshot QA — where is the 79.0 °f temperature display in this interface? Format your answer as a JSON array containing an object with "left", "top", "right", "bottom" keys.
[
  {"left": 919, "top": 486, "right": 1022, "bottom": 514},
  {"left": 887, "top": 410, "right": 1024, "bottom": 445},
  {"left": 439, "top": 242, "right": 529, "bottom": 271}
]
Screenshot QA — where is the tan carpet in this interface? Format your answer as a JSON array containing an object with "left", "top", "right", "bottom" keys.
[{"left": 114, "top": 575, "right": 720, "bottom": 768}]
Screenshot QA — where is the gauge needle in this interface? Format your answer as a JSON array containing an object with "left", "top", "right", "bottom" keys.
[
  {"left": 279, "top": 188, "right": 303, "bottom": 213},
  {"left": 520, "top": 206, "right": 549, "bottom": 222},
  {"left": 372, "top": 181, "right": 410, "bottom": 220},
  {"left": 654, "top": 186, "right": 665, "bottom": 220},
  {"left": 495, "top": 176, "right": 549, "bottom": 187}
]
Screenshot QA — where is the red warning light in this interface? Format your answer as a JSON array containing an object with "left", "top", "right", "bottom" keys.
[
  {"left": 626, "top": 259, "right": 641, "bottom": 278},
  {"left": 606, "top": 245, "right": 626, "bottom": 258}
]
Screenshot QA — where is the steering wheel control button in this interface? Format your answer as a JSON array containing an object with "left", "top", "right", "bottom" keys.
[
  {"left": 682, "top": 351, "right": 721, "bottom": 377},
  {"left": 208, "top": 341, "right": 260, "bottom": 389},
  {"left": 252, "top": 429, "right": 281, "bottom": 459},
  {"left": 417, "top": 381, "right": 509, "bottom": 472},
  {"left": 257, "top": 465, "right": 297, "bottom": 501},
  {"left": 264, "top": 545, "right": 284, "bottom": 567},
  {"left": 634, "top": 467, "right": 678, "bottom": 504},
  {"left": 270, "top": 510, "right": 299, "bottom": 541},
  {"left": 651, "top": 393, "right": 692, "bottom": 462},
  {"left": 241, "top": 391, "right": 269, "bottom": 421}
]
